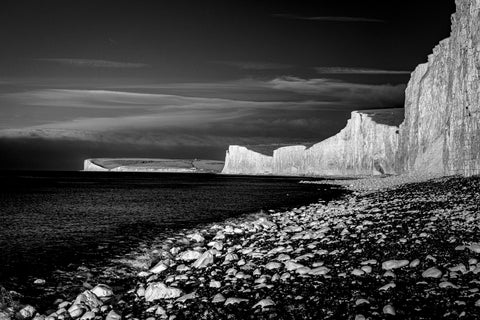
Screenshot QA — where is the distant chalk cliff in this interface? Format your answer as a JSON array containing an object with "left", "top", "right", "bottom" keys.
[
  {"left": 222, "top": 109, "right": 403, "bottom": 176},
  {"left": 223, "top": 0, "right": 480, "bottom": 177},
  {"left": 84, "top": 158, "right": 224, "bottom": 173}
]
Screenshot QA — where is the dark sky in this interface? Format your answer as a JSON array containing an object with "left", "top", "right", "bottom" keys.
[{"left": 0, "top": 0, "right": 455, "bottom": 170}]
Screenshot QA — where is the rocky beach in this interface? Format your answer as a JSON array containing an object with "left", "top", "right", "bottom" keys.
[{"left": 2, "top": 174, "right": 480, "bottom": 320}]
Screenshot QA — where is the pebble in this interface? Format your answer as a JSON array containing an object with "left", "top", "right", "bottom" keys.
[
  {"left": 91, "top": 284, "right": 113, "bottom": 301},
  {"left": 252, "top": 298, "right": 275, "bottom": 309},
  {"left": 382, "top": 259, "right": 409, "bottom": 270},
  {"left": 212, "top": 294, "right": 226, "bottom": 303},
  {"left": 105, "top": 310, "right": 121, "bottom": 320},
  {"left": 145, "top": 283, "right": 183, "bottom": 301},
  {"left": 19, "top": 306, "right": 36, "bottom": 319},
  {"left": 422, "top": 267, "right": 443, "bottom": 278},
  {"left": 383, "top": 304, "right": 396, "bottom": 316},
  {"left": 224, "top": 298, "right": 249, "bottom": 306},
  {"left": 177, "top": 250, "right": 202, "bottom": 261},
  {"left": 192, "top": 251, "right": 214, "bottom": 268}
]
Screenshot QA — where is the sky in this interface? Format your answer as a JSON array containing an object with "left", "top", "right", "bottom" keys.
[{"left": 0, "top": 0, "right": 455, "bottom": 170}]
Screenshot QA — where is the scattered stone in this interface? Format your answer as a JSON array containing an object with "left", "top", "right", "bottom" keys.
[
  {"left": 382, "top": 260, "right": 409, "bottom": 270},
  {"left": 19, "top": 306, "right": 36, "bottom": 319},
  {"left": 253, "top": 298, "right": 275, "bottom": 309},
  {"left": 422, "top": 267, "right": 443, "bottom": 279},
  {"left": 105, "top": 310, "right": 121, "bottom": 320},
  {"left": 91, "top": 284, "right": 113, "bottom": 301},
  {"left": 212, "top": 294, "right": 226, "bottom": 304},
  {"left": 383, "top": 304, "right": 396, "bottom": 316},
  {"left": 224, "top": 298, "right": 249, "bottom": 306},
  {"left": 145, "top": 283, "right": 183, "bottom": 301},
  {"left": 192, "top": 251, "right": 214, "bottom": 268}
]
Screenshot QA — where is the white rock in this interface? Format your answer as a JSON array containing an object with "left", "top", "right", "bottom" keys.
[
  {"left": 253, "top": 298, "right": 275, "bottom": 309},
  {"left": 212, "top": 293, "right": 226, "bottom": 303},
  {"left": 19, "top": 305, "right": 36, "bottom": 319},
  {"left": 75, "top": 290, "right": 103, "bottom": 309},
  {"left": 422, "top": 267, "right": 442, "bottom": 278},
  {"left": 177, "top": 250, "right": 202, "bottom": 261},
  {"left": 468, "top": 243, "right": 480, "bottom": 253},
  {"left": 209, "top": 280, "right": 222, "bottom": 288},
  {"left": 150, "top": 262, "right": 169, "bottom": 274},
  {"left": 439, "top": 281, "right": 459, "bottom": 289},
  {"left": 265, "top": 262, "right": 282, "bottom": 270},
  {"left": 355, "top": 299, "right": 369, "bottom": 306},
  {"left": 383, "top": 304, "right": 396, "bottom": 316},
  {"left": 33, "top": 279, "right": 46, "bottom": 285},
  {"left": 192, "top": 251, "right": 214, "bottom": 268},
  {"left": 351, "top": 269, "right": 365, "bottom": 276},
  {"left": 382, "top": 260, "right": 409, "bottom": 270},
  {"left": 379, "top": 282, "right": 396, "bottom": 291},
  {"left": 284, "top": 261, "right": 304, "bottom": 271},
  {"left": 91, "top": 284, "right": 113, "bottom": 300},
  {"left": 175, "top": 292, "right": 197, "bottom": 303},
  {"left": 409, "top": 259, "right": 420, "bottom": 268},
  {"left": 224, "top": 297, "right": 249, "bottom": 306},
  {"left": 105, "top": 310, "right": 121, "bottom": 320},
  {"left": 145, "top": 283, "right": 183, "bottom": 301},
  {"left": 188, "top": 233, "right": 204, "bottom": 243},
  {"left": 68, "top": 304, "right": 86, "bottom": 319},
  {"left": 309, "top": 266, "right": 330, "bottom": 275},
  {"left": 79, "top": 311, "right": 95, "bottom": 320}
]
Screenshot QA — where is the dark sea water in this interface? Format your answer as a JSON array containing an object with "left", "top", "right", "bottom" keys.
[{"left": 0, "top": 171, "right": 344, "bottom": 306}]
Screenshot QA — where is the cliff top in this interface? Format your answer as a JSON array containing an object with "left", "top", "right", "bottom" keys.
[
  {"left": 355, "top": 108, "right": 404, "bottom": 127},
  {"left": 242, "top": 108, "right": 404, "bottom": 156}
]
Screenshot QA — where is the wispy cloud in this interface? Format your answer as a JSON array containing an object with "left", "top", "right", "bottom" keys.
[
  {"left": 269, "top": 76, "right": 406, "bottom": 108},
  {"left": 273, "top": 14, "right": 385, "bottom": 23},
  {"left": 316, "top": 67, "right": 411, "bottom": 75},
  {"left": 35, "top": 58, "right": 149, "bottom": 68},
  {"left": 212, "top": 60, "right": 293, "bottom": 70}
]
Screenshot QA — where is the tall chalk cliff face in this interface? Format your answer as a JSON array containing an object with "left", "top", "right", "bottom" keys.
[
  {"left": 222, "top": 109, "right": 403, "bottom": 176},
  {"left": 223, "top": 0, "right": 480, "bottom": 178},
  {"left": 398, "top": 0, "right": 480, "bottom": 176}
]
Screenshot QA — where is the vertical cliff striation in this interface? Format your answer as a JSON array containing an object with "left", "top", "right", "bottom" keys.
[
  {"left": 221, "top": 109, "right": 403, "bottom": 176},
  {"left": 398, "top": 0, "right": 480, "bottom": 176}
]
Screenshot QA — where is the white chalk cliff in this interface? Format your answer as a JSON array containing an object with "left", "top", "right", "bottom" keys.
[
  {"left": 222, "top": 109, "right": 403, "bottom": 176},
  {"left": 84, "top": 158, "right": 224, "bottom": 173},
  {"left": 397, "top": 0, "right": 480, "bottom": 176},
  {"left": 223, "top": 0, "right": 480, "bottom": 177}
]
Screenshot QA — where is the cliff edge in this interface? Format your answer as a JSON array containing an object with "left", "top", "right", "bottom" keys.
[{"left": 397, "top": 0, "right": 480, "bottom": 176}]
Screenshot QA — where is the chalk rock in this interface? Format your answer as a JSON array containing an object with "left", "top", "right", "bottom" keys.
[
  {"left": 422, "top": 267, "right": 442, "bottom": 278},
  {"left": 19, "top": 306, "right": 36, "bottom": 319},
  {"left": 224, "top": 297, "right": 249, "bottom": 306},
  {"left": 105, "top": 310, "right": 121, "bottom": 320},
  {"left": 253, "top": 298, "right": 275, "bottom": 309},
  {"left": 177, "top": 250, "right": 202, "bottom": 261},
  {"left": 91, "top": 284, "right": 113, "bottom": 301},
  {"left": 382, "top": 260, "right": 409, "bottom": 270},
  {"left": 192, "top": 250, "right": 214, "bottom": 268},
  {"left": 145, "top": 283, "right": 183, "bottom": 301}
]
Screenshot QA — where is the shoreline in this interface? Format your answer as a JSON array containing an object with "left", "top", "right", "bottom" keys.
[{"left": 2, "top": 174, "right": 480, "bottom": 319}]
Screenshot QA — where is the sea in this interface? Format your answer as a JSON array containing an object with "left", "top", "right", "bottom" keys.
[{"left": 0, "top": 171, "right": 345, "bottom": 308}]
